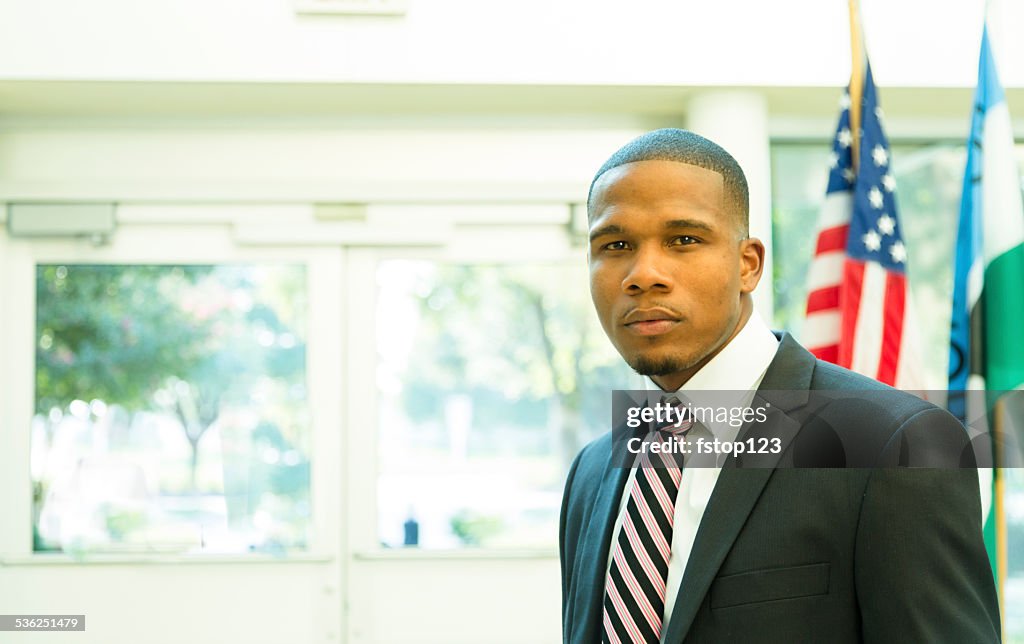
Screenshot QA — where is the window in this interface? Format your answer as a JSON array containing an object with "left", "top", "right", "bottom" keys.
[
  {"left": 374, "top": 259, "right": 639, "bottom": 548},
  {"left": 32, "top": 263, "right": 311, "bottom": 555}
]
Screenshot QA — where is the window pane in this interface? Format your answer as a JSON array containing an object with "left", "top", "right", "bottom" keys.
[
  {"left": 33, "top": 264, "right": 310, "bottom": 555},
  {"left": 376, "top": 260, "right": 638, "bottom": 548},
  {"left": 768, "top": 143, "right": 832, "bottom": 336}
]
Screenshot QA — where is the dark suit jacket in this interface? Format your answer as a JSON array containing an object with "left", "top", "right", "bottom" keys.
[{"left": 560, "top": 332, "right": 1001, "bottom": 643}]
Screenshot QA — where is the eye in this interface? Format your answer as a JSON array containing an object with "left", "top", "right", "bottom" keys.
[
  {"left": 602, "top": 241, "right": 630, "bottom": 251},
  {"left": 669, "top": 235, "right": 700, "bottom": 246}
]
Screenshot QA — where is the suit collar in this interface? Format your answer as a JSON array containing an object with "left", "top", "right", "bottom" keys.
[
  {"left": 570, "top": 445, "right": 631, "bottom": 643},
  {"left": 756, "top": 331, "right": 815, "bottom": 410},
  {"left": 661, "top": 330, "right": 818, "bottom": 643}
]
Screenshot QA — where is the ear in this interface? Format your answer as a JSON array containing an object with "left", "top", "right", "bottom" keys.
[{"left": 738, "top": 237, "right": 765, "bottom": 294}]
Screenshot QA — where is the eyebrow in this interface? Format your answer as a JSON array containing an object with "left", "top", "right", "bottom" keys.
[
  {"left": 588, "top": 224, "right": 624, "bottom": 242},
  {"left": 664, "top": 218, "right": 715, "bottom": 233},
  {"left": 588, "top": 218, "right": 715, "bottom": 242}
]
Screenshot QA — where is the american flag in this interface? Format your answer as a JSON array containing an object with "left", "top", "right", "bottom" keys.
[{"left": 802, "top": 62, "right": 923, "bottom": 389}]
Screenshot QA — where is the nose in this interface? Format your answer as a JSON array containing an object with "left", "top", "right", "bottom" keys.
[{"left": 622, "top": 247, "right": 673, "bottom": 294}]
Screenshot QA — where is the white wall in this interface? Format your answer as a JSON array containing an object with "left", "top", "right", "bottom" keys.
[
  {"left": 0, "top": 122, "right": 665, "bottom": 202},
  {"left": 0, "top": 0, "right": 1018, "bottom": 88},
  {"left": 0, "top": 561, "right": 340, "bottom": 643}
]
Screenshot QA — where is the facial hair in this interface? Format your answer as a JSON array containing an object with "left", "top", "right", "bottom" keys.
[{"left": 630, "top": 353, "right": 697, "bottom": 377}]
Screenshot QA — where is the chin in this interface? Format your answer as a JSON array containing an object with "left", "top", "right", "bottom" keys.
[{"left": 627, "top": 352, "right": 691, "bottom": 378}]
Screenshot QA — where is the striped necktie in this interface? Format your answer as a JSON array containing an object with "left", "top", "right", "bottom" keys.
[{"left": 602, "top": 396, "right": 690, "bottom": 643}]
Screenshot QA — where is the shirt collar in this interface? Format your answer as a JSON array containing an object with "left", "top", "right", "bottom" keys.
[
  {"left": 646, "top": 308, "right": 779, "bottom": 450},
  {"left": 647, "top": 307, "right": 780, "bottom": 394}
]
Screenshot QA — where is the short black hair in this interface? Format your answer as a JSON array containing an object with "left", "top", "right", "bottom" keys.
[{"left": 586, "top": 128, "right": 750, "bottom": 236}]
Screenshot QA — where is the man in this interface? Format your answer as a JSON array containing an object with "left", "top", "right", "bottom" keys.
[{"left": 559, "top": 129, "right": 1000, "bottom": 643}]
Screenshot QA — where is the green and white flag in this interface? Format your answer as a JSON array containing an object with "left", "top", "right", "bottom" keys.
[{"left": 948, "top": 23, "right": 1024, "bottom": 601}]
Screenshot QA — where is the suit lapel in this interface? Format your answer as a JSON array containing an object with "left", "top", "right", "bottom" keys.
[
  {"left": 661, "top": 332, "right": 817, "bottom": 642},
  {"left": 571, "top": 451, "right": 631, "bottom": 643}
]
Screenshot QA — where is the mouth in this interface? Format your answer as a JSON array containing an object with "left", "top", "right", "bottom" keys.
[
  {"left": 625, "top": 319, "right": 679, "bottom": 336},
  {"left": 623, "top": 307, "right": 682, "bottom": 337}
]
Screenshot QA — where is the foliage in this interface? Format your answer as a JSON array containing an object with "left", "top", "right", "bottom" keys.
[
  {"left": 449, "top": 510, "right": 503, "bottom": 546},
  {"left": 35, "top": 265, "right": 211, "bottom": 414},
  {"left": 34, "top": 264, "right": 309, "bottom": 489},
  {"left": 103, "top": 506, "right": 148, "bottom": 540},
  {"left": 406, "top": 264, "right": 623, "bottom": 401},
  {"left": 398, "top": 262, "right": 635, "bottom": 463}
]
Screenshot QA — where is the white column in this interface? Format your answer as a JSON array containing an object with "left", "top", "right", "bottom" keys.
[{"left": 686, "top": 91, "right": 774, "bottom": 324}]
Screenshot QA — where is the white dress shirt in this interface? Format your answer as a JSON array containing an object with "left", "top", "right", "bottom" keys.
[{"left": 605, "top": 308, "right": 780, "bottom": 633}]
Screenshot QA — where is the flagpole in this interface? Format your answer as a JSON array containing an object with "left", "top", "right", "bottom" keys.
[
  {"left": 847, "top": 0, "right": 865, "bottom": 169},
  {"left": 994, "top": 397, "right": 1007, "bottom": 632}
]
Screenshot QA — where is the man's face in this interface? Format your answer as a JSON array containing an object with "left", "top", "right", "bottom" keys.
[{"left": 587, "top": 159, "right": 762, "bottom": 391}]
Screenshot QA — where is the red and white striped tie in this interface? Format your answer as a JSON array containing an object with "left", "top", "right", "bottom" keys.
[{"left": 602, "top": 398, "right": 690, "bottom": 643}]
